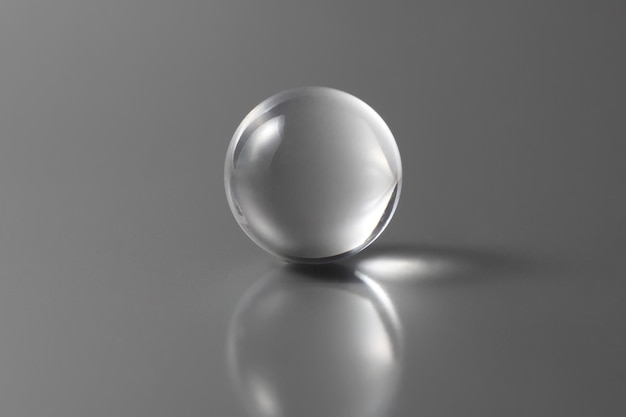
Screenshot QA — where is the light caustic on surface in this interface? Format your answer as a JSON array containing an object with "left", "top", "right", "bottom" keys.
[{"left": 225, "top": 87, "right": 402, "bottom": 263}]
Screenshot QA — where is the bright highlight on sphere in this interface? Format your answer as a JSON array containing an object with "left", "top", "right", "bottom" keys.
[{"left": 224, "top": 87, "right": 402, "bottom": 263}]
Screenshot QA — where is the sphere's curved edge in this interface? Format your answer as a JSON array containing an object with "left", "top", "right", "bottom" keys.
[
  {"left": 277, "top": 247, "right": 366, "bottom": 265},
  {"left": 276, "top": 180, "right": 402, "bottom": 265}
]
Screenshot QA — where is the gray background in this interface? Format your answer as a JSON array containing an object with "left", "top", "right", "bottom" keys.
[{"left": 0, "top": 1, "right": 625, "bottom": 416}]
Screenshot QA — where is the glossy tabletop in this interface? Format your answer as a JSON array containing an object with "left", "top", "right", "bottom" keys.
[{"left": 0, "top": 1, "right": 624, "bottom": 416}]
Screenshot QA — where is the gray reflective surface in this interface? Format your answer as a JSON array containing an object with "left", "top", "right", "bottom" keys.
[
  {"left": 228, "top": 264, "right": 402, "bottom": 417},
  {"left": 0, "top": 1, "right": 625, "bottom": 416},
  {"left": 225, "top": 87, "right": 401, "bottom": 262}
]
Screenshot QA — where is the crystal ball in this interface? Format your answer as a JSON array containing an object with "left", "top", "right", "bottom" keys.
[{"left": 224, "top": 87, "right": 402, "bottom": 263}]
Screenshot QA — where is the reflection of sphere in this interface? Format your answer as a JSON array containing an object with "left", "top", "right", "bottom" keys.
[
  {"left": 227, "top": 265, "right": 403, "bottom": 417},
  {"left": 224, "top": 87, "right": 402, "bottom": 263}
]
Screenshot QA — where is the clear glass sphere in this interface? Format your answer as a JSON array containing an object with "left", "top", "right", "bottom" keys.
[{"left": 225, "top": 87, "right": 402, "bottom": 263}]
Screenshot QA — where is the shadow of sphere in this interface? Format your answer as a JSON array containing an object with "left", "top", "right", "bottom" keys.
[{"left": 344, "top": 244, "right": 534, "bottom": 285}]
